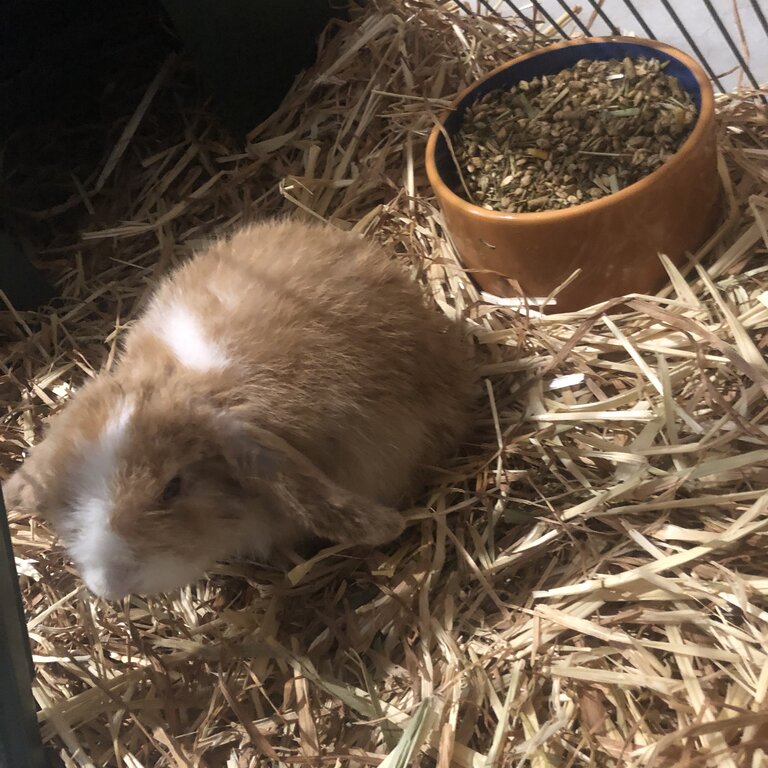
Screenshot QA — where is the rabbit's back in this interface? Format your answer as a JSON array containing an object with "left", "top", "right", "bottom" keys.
[{"left": 126, "top": 220, "right": 474, "bottom": 505}]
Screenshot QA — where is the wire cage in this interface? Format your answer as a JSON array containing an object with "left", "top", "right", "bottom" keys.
[{"left": 444, "top": 0, "right": 767, "bottom": 92}]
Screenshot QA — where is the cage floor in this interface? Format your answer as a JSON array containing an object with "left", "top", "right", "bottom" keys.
[{"left": 2, "top": 2, "right": 768, "bottom": 766}]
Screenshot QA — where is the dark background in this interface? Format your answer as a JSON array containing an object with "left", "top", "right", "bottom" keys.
[{"left": 0, "top": 0, "right": 352, "bottom": 309}]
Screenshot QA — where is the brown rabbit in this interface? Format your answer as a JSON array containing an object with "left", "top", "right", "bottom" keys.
[{"left": 2, "top": 219, "right": 475, "bottom": 599}]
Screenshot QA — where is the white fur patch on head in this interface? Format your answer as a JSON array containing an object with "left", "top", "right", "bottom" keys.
[
  {"left": 66, "top": 400, "right": 138, "bottom": 599},
  {"left": 157, "top": 302, "right": 229, "bottom": 371}
]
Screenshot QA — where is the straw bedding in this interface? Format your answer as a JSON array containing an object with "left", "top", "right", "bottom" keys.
[{"left": 2, "top": 2, "right": 768, "bottom": 765}]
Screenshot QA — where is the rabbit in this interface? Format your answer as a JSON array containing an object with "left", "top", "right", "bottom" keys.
[{"left": 2, "top": 218, "right": 475, "bottom": 600}]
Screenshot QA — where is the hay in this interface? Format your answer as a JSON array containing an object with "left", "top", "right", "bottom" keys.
[{"left": 2, "top": 1, "right": 768, "bottom": 765}]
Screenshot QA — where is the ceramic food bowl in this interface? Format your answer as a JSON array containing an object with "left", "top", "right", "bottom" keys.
[{"left": 426, "top": 36, "right": 720, "bottom": 312}]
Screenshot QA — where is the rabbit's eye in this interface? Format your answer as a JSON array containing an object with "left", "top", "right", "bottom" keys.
[{"left": 160, "top": 475, "right": 182, "bottom": 504}]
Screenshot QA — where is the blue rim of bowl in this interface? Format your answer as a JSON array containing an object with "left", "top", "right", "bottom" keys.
[{"left": 429, "top": 36, "right": 714, "bottom": 222}]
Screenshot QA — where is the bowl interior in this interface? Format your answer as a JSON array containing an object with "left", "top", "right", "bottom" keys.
[{"left": 434, "top": 40, "right": 704, "bottom": 197}]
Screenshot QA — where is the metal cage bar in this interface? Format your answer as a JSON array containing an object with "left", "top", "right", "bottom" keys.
[
  {"left": 524, "top": 1, "right": 572, "bottom": 39},
  {"left": 620, "top": 0, "right": 657, "bottom": 39},
  {"left": 475, "top": 0, "right": 512, "bottom": 22},
  {"left": 451, "top": 0, "right": 474, "bottom": 15},
  {"left": 550, "top": 0, "right": 592, "bottom": 36},
  {"left": 584, "top": 0, "right": 620, "bottom": 34},
  {"left": 750, "top": 0, "right": 768, "bottom": 39},
  {"left": 702, "top": 0, "right": 761, "bottom": 89},
  {"left": 445, "top": 0, "right": 766, "bottom": 93},
  {"left": 658, "top": 0, "right": 726, "bottom": 91},
  {"left": 494, "top": 1, "right": 538, "bottom": 33}
]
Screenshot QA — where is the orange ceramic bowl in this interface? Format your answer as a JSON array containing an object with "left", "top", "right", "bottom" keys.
[{"left": 426, "top": 36, "right": 719, "bottom": 312}]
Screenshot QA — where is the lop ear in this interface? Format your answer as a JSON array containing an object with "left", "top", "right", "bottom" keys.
[{"left": 216, "top": 418, "right": 406, "bottom": 547}]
